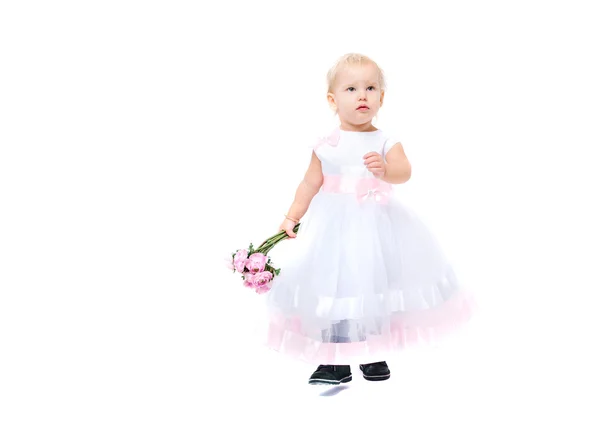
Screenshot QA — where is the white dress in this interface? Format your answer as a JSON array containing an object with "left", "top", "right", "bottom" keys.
[{"left": 256, "top": 127, "right": 476, "bottom": 365}]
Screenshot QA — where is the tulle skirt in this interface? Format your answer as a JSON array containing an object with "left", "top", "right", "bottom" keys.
[{"left": 253, "top": 190, "right": 477, "bottom": 365}]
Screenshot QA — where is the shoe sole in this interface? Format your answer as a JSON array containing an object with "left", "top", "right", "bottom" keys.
[
  {"left": 359, "top": 364, "right": 390, "bottom": 381},
  {"left": 308, "top": 375, "right": 352, "bottom": 385},
  {"left": 362, "top": 373, "right": 390, "bottom": 381}
]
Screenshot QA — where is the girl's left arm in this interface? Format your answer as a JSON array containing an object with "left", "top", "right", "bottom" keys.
[{"left": 382, "top": 142, "right": 411, "bottom": 184}]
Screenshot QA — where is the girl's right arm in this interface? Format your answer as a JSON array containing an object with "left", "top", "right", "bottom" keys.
[{"left": 279, "top": 151, "right": 324, "bottom": 237}]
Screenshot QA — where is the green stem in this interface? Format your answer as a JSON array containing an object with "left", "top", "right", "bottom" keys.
[{"left": 256, "top": 223, "right": 301, "bottom": 252}]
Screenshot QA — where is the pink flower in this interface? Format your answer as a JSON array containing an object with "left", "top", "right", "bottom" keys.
[
  {"left": 246, "top": 253, "right": 268, "bottom": 273},
  {"left": 255, "top": 282, "right": 272, "bottom": 294},
  {"left": 243, "top": 273, "right": 255, "bottom": 288},
  {"left": 252, "top": 271, "right": 273, "bottom": 288},
  {"left": 233, "top": 249, "right": 248, "bottom": 273}
]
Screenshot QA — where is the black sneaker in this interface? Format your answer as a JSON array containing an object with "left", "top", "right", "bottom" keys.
[
  {"left": 308, "top": 365, "right": 352, "bottom": 385},
  {"left": 359, "top": 361, "right": 391, "bottom": 381}
]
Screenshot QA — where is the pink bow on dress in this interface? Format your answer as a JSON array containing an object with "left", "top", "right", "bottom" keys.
[
  {"left": 355, "top": 177, "right": 392, "bottom": 204},
  {"left": 313, "top": 127, "right": 341, "bottom": 150}
]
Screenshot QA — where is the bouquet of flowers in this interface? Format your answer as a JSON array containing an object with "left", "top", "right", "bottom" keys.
[{"left": 227, "top": 223, "right": 301, "bottom": 294}]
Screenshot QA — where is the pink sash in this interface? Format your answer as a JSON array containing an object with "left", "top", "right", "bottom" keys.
[{"left": 322, "top": 175, "right": 392, "bottom": 204}]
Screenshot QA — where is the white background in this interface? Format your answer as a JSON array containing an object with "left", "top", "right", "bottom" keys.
[{"left": 1, "top": 1, "right": 599, "bottom": 435}]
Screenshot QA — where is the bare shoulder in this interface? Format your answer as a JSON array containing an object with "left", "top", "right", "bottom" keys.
[
  {"left": 385, "top": 141, "right": 409, "bottom": 163},
  {"left": 309, "top": 150, "right": 322, "bottom": 167},
  {"left": 307, "top": 150, "right": 323, "bottom": 174},
  {"left": 304, "top": 150, "right": 323, "bottom": 189}
]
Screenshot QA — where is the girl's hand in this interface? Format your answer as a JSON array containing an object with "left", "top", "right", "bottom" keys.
[
  {"left": 363, "top": 152, "right": 387, "bottom": 179},
  {"left": 278, "top": 218, "right": 297, "bottom": 238}
]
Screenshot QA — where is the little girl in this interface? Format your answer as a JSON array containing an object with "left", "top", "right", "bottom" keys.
[{"left": 261, "top": 53, "right": 476, "bottom": 385}]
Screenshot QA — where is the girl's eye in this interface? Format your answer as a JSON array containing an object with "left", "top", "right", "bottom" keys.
[
  {"left": 347, "top": 87, "right": 355, "bottom": 92},
  {"left": 367, "top": 86, "right": 376, "bottom": 91}
]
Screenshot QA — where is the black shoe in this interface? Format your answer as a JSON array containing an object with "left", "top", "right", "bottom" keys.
[
  {"left": 308, "top": 365, "right": 352, "bottom": 385},
  {"left": 359, "top": 361, "right": 391, "bottom": 381}
]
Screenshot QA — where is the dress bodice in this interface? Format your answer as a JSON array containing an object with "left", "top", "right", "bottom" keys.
[
  {"left": 313, "top": 127, "right": 400, "bottom": 202},
  {"left": 314, "top": 128, "right": 398, "bottom": 179}
]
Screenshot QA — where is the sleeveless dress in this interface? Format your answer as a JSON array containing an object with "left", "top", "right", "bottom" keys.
[{"left": 255, "top": 127, "right": 476, "bottom": 365}]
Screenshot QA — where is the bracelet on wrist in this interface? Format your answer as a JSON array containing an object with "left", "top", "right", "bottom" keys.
[{"left": 284, "top": 214, "right": 299, "bottom": 223}]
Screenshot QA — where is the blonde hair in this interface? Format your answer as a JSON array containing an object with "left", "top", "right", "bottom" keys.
[{"left": 326, "top": 53, "right": 387, "bottom": 93}]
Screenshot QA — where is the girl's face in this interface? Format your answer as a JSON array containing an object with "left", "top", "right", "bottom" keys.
[{"left": 327, "top": 62, "right": 384, "bottom": 130}]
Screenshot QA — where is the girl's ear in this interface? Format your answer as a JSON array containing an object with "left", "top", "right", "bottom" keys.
[
  {"left": 380, "top": 90, "right": 385, "bottom": 107},
  {"left": 327, "top": 92, "right": 337, "bottom": 113}
]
